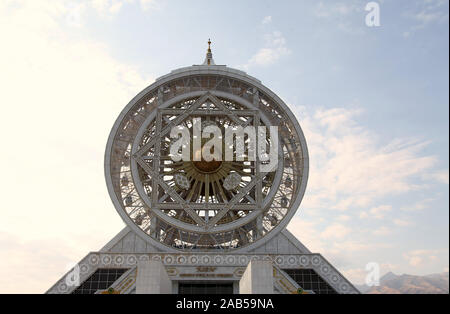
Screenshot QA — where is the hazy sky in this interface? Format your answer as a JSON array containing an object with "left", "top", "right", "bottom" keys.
[{"left": 0, "top": 0, "right": 448, "bottom": 293}]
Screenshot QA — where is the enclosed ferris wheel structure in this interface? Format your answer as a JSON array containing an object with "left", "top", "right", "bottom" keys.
[{"left": 48, "top": 42, "right": 358, "bottom": 295}]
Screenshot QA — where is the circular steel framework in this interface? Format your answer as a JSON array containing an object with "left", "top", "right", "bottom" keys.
[{"left": 105, "top": 66, "right": 309, "bottom": 252}]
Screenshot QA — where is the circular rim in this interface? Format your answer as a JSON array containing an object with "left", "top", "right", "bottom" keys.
[
  {"left": 129, "top": 90, "right": 285, "bottom": 235},
  {"left": 105, "top": 66, "right": 309, "bottom": 253}
]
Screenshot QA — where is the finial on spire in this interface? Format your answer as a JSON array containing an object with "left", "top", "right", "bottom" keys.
[{"left": 203, "top": 38, "right": 215, "bottom": 66}]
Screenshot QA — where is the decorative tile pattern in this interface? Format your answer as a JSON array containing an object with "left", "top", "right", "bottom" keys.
[
  {"left": 223, "top": 173, "right": 241, "bottom": 191},
  {"left": 174, "top": 173, "right": 190, "bottom": 190},
  {"left": 47, "top": 253, "right": 358, "bottom": 294}
]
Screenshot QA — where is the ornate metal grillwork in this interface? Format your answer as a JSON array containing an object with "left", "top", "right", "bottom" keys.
[
  {"left": 106, "top": 68, "right": 308, "bottom": 252},
  {"left": 283, "top": 269, "right": 337, "bottom": 294},
  {"left": 71, "top": 268, "right": 128, "bottom": 295}
]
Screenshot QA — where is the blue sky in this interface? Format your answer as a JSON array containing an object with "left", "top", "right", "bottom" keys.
[{"left": 0, "top": 0, "right": 448, "bottom": 292}]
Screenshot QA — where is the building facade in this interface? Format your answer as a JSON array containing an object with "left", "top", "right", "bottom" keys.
[{"left": 47, "top": 42, "right": 359, "bottom": 294}]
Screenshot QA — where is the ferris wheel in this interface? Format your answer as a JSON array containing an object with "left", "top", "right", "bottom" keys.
[{"left": 105, "top": 43, "right": 309, "bottom": 252}]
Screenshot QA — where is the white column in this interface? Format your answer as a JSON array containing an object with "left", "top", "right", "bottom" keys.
[
  {"left": 136, "top": 260, "right": 172, "bottom": 294},
  {"left": 239, "top": 260, "right": 274, "bottom": 294}
]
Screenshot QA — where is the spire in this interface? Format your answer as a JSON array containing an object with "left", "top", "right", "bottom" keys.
[{"left": 203, "top": 38, "right": 216, "bottom": 66}]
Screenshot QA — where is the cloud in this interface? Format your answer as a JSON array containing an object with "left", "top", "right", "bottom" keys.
[
  {"left": 287, "top": 217, "right": 325, "bottom": 252},
  {"left": 321, "top": 223, "right": 351, "bottom": 239},
  {"left": 0, "top": 0, "right": 152, "bottom": 293},
  {"left": 403, "top": 0, "right": 449, "bottom": 35},
  {"left": 405, "top": 254, "right": 424, "bottom": 267},
  {"left": 393, "top": 219, "right": 414, "bottom": 227},
  {"left": 360, "top": 204, "right": 393, "bottom": 220},
  {"left": 400, "top": 198, "right": 437, "bottom": 212},
  {"left": 139, "top": 0, "right": 161, "bottom": 11},
  {"left": 337, "top": 215, "right": 351, "bottom": 222},
  {"left": 285, "top": 104, "right": 446, "bottom": 280},
  {"left": 329, "top": 240, "right": 393, "bottom": 254},
  {"left": 314, "top": 1, "right": 359, "bottom": 18},
  {"left": 313, "top": 1, "right": 365, "bottom": 35},
  {"left": 288, "top": 216, "right": 393, "bottom": 256},
  {"left": 89, "top": 0, "right": 161, "bottom": 16},
  {"left": 403, "top": 249, "right": 449, "bottom": 267},
  {"left": 243, "top": 31, "right": 291, "bottom": 68},
  {"left": 372, "top": 226, "right": 392, "bottom": 236},
  {"left": 426, "top": 170, "right": 449, "bottom": 185},
  {"left": 91, "top": 0, "right": 125, "bottom": 16},
  {"left": 364, "top": 205, "right": 393, "bottom": 220},
  {"left": 291, "top": 106, "right": 442, "bottom": 214},
  {"left": 413, "top": 10, "right": 446, "bottom": 24},
  {"left": 409, "top": 0, "right": 449, "bottom": 25},
  {"left": 262, "top": 15, "right": 272, "bottom": 24},
  {"left": 342, "top": 267, "right": 368, "bottom": 286},
  {"left": 57, "top": 0, "right": 160, "bottom": 24},
  {"left": 0, "top": 231, "right": 103, "bottom": 293}
]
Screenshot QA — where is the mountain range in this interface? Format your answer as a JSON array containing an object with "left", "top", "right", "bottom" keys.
[{"left": 356, "top": 271, "right": 449, "bottom": 294}]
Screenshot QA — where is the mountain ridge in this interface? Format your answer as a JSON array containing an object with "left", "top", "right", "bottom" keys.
[{"left": 356, "top": 271, "right": 449, "bottom": 294}]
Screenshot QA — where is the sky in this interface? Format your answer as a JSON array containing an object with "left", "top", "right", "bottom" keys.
[{"left": 0, "top": 0, "right": 448, "bottom": 293}]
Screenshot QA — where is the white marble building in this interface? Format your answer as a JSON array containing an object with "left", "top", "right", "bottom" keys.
[{"left": 47, "top": 42, "right": 358, "bottom": 295}]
